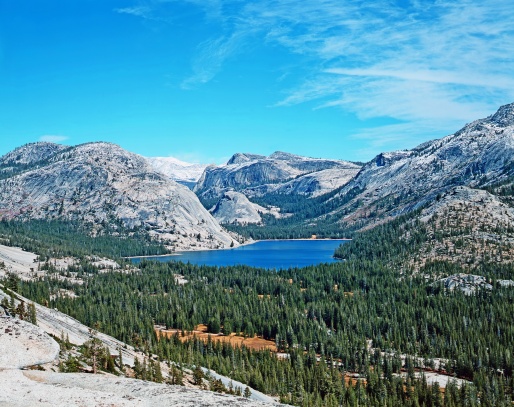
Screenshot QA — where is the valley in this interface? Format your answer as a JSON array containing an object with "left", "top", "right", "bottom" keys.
[{"left": 1, "top": 103, "right": 514, "bottom": 406}]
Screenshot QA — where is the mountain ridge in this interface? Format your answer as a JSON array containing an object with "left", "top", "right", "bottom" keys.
[
  {"left": 0, "top": 142, "right": 238, "bottom": 251},
  {"left": 194, "top": 151, "right": 361, "bottom": 201},
  {"left": 328, "top": 102, "right": 514, "bottom": 230}
]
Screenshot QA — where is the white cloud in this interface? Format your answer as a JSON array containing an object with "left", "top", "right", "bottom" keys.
[
  {"left": 120, "top": 0, "right": 514, "bottom": 144},
  {"left": 115, "top": 6, "right": 153, "bottom": 19},
  {"left": 181, "top": 30, "right": 250, "bottom": 89},
  {"left": 38, "top": 135, "right": 68, "bottom": 143}
]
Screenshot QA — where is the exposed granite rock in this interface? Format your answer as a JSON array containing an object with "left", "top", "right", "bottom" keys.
[
  {"left": 431, "top": 273, "right": 493, "bottom": 295},
  {"left": 0, "top": 142, "right": 237, "bottom": 251},
  {"left": 327, "top": 102, "right": 514, "bottom": 229},
  {"left": 407, "top": 186, "right": 514, "bottom": 269},
  {"left": 0, "top": 370, "right": 278, "bottom": 406},
  {"left": 498, "top": 279, "right": 514, "bottom": 287},
  {"left": 246, "top": 167, "right": 359, "bottom": 198},
  {"left": 194, "top": 151, "right": 360, "bottom": 200},
  {"left": 0, "top": 142, "right": 68, "bottom": 167},
  {"left": 210, "top": 191, "right": 272, "bottom": 224},
  {"left": 0, "top": 317, "right": 59, "bottom": 369}
]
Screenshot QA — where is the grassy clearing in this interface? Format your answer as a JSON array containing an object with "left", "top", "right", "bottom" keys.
[{"left": 155, "top": 324, "right": 277, "bottom": 352}]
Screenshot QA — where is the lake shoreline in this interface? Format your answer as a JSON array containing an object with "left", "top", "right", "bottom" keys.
[
  {"left": 129, "top": 239, "right": 350, "bottom": 269},
  {"left": 126, "top": 238, "right": 351, "bottom": 259}
]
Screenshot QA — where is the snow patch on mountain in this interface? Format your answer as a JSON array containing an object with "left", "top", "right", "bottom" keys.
[{"left": 146, "top": 156, "right": 208, "bottom": 188}]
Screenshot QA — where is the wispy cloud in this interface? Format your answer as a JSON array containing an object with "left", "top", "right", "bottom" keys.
[
  {"left": 119, "top": 0, "right": 514, "bottom": 148},
  {"left": 181, "top": 30, "right": 249, "bottom": 89},
  {"left": 39, "top": 135, "right": 68, "bottom": 143},
  {"left": 115, "top": 6, "right": 153, "bottom": 19}
]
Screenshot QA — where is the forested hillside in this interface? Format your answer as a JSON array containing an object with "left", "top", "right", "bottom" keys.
[
  {"left": 4, "top": 216, "right": 513, "bottom": 406},
  {"left": 0, "top": 219, "right": 168, "bottom": 259}
]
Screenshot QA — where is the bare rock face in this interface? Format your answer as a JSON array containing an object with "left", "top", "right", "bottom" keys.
[
  {"left": 420, "top": 186, "right": 514, "bottom": 224},
  {"left": 329, "top": 102, "right": 514, "bottom": 228},
  {"left": 194, "top": 151, "right": 361, "bottom": 200},
  {"left": 0, "top": 142, "right": 68, "bottom": 167},
  {"left": 0, "top": 317, "right": 59, "bottom": 369},
  {"left": 0, "top": 142, "right": 68, "bottom": 179},
  {"left": 431, "top": 274, "right": 493, "bottom": 295},
  {"left": 210, "top": 191, "right": 270, "bottom": 224},
  {"left": 0, "top": 370, "right": 277, "bottom": 406},
  {"left": 0, "top": 142, "right": 236, "bottom": 251},
  {"left": 246, "top": 167, "right": 359, "bottom": 198}
]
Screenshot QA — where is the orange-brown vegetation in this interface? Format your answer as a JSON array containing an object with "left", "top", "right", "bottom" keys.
[
  {"left": 155, "top": 324, "right": 277, "bottom": 352},
  {"left": 344, "top": 373, "right": 367, "bottom": 387},
  {"left": 257, "top": 294, "right": 271, "bottom": 299}
]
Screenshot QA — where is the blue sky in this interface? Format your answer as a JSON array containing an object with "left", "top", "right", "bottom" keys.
[{"left": 1, "top": 0, "right": 513, "bottom": 164}]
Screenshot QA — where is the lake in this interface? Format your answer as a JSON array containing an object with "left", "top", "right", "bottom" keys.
[{"left": 132, "top": 239, "right": 349, "bottom": 269}]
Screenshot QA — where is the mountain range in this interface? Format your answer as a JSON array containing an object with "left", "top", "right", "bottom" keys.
[
  {"left": 2, "top": 102, "right": 514, "bottom": 406},
  {"left": 194, "top": 151, "right": 361, "bottom": 200},
  {"left": 1, "top": 102, "right": 513, "bottom": 252},
  {"left": 199, "top": 103, "right": 514, "bottom": 234}
]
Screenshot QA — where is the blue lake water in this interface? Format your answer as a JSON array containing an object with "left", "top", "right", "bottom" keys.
[{"left": 132, "top": 239, "right": 349, "bottom": 269}]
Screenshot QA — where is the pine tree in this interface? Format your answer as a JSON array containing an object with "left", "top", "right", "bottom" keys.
[
  {"left": 28, "top": 303, "right": 37, "bottom": 325},
  {"left": 193, "top": 366, "right": 204, "bottom": 385},
  {"left": 83, "top": 326, "right": 103, "bottom": 374},
  {"left": 118, "top": 348, "right": 124, "bottom": 373}
]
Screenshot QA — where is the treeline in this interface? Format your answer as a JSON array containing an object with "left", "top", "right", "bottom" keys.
[
  {"left": 0, "top": 219, "right": 168, "bottom": 259},
  {"left": 151, "top": 334, "right": 507, "bottom": 407},
  {"left": 12, "top": 254, "right": 514, "bottom": 405},
  {"left": 223, "top": 187, "right": 364, "bottom": 240},
  {"left": 3, "top": 200, "right": 514, "bottom": 405},
  {"left": 334, "top": 209, "right": 427, "bottom": 264}
]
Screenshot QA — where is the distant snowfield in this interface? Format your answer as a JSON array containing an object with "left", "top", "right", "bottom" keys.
[{"left": 146, "top": 156, "right": 208, "bottom": 186}]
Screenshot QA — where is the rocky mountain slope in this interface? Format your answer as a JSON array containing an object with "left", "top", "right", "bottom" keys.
[
  {"left": 0, "top": 142, "right": 68, "bottom": 179},
  {"left": 146, "top": 156, "right": 208, "bottom": 189},
  {"left": 194, "top": 151, "right": 361, "bottom": 200},
  {"left": 209, "top": 191, "right": 282, "bottom": 224},
  {"left": 408, "top": 185, "right": 514, "bottom": 269},
  {"left": 319, "top": 102, "right": 514, "bottom": 230},
  {"left": 0, "top": 316, "right": 59, "bottom": 369},
  {"left": 0, "top": 370, "right": 275, "bottom": 407},
  {"left": 0, "top": 286, "right": 278, "bottom": 406},
  {"left": 0, "top": 142, "right": 237, "bottom": 251}
]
